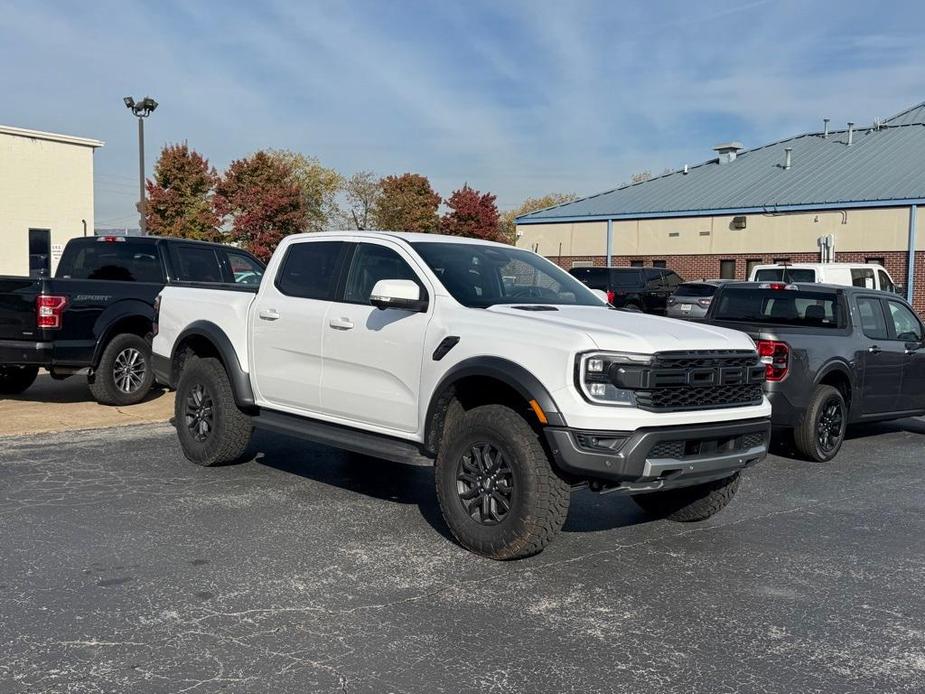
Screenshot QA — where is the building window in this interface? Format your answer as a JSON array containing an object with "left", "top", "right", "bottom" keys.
[
  {"left": 630, "top": 260, "right": 644, "bottom": 268},
  {"left": 866, "top": 257, "right": 885, "bottom": 267},
  {"left": 773, "top": 258, "right": 791, "bottom": 264},
  {"left": 570, "top": 260, "right": 593, "bottom": 268},
  {"left": 719, "top": 259, "right": 736, "bottom": 279},
  {"left": 746, "top": 259, "right": 763, "bottom": 277},
  {"left": 652, "top": 260, "right": 666, "bottom": 268}
]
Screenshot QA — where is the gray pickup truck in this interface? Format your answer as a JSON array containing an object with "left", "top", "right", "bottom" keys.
[{"left": 703, "top": 281, "right": 925, "bottom": 461}]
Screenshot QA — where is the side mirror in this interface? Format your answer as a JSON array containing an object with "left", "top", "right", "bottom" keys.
[
  {"left": 589, "top": 289, "right": 609, "bottom": 304},
  {"left": 369, "top": 279, "right": 427, "bottom": 312},
  {"left": 894, "top": 284, "right": 905, "bottom": 295}
]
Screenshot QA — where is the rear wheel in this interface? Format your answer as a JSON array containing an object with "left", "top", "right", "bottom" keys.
[
  {"left": 0, "top": 365, "right": 39, "bottom": 395},
  {"left": 794, "top": 384, "right": 846, "bottom": 462},
  {"left": 88, "top": 333, "right": 154, "bottom": 405},
  {"left": 435, "top": 404, "right": 570, "bottom": 560},
  {"left": 632, "top": 473, "right": 740, "bottom": 522},
  {"left": 175, "top": 356, "right": 252, "bottom": 466}
]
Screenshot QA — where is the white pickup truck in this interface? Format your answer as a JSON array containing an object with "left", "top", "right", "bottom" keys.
[{"left": 152, "top": 231, "right": 771, "bottom": 559}]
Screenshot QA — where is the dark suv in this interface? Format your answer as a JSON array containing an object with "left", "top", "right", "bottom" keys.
[{"left": 569, "top": 267, "right": 684, "bottom": 314}]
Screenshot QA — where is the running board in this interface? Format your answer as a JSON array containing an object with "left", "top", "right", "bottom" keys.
[{"left": 251, "top": 409, "right": 433, "bottom": 466}]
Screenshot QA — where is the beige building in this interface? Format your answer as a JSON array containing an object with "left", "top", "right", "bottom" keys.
[
  {"left": 0, "top": 125, "right": 103, "bottom": 276},
  {"left": 517, "top": 101, "right": 925, "bottom": 312}
]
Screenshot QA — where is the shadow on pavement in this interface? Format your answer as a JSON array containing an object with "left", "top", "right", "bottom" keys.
[
  {"left": 769, "top": 416, "right": 925, "bottom": 461},
  {"left": 8, "top": 373, "right": 166, "bottom": 405}
]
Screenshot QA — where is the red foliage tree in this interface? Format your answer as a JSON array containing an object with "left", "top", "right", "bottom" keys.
[
  {"left": 213, "top": 151, "right": 308, "bottom": 261},
  {"left": 440, "top": 184, "right": 502, "bottom": 241},
  {"left": 145, "top": 143, "right": 221, "bottom": 241}
]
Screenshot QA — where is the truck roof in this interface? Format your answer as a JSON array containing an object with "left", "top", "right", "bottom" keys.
[{"left": 291, "top": 230, "right": 513, "bottom": 248}]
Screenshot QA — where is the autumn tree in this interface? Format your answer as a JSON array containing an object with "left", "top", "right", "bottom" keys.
[
  {"left": 342, "top": 170, "right": 381, "bottom": 230},
  {"left": 266, "top": 149, "right": 342, "bottom": 232},
  {"left": 440, "top": 184, "right": 502, "bottom": 242},
  {"left": 498, "top": 192, "right": 578, "bottom": 244},
  {"left": 144, "top": 143, "right": 221, "bottom": 241},
  {"left": 371, "top": 173, "right": 441, "bottom": 232},
  {"left": 213, "top": 151, "right": 308, "bottom": 262}
]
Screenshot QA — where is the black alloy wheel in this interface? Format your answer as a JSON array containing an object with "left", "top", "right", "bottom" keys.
[
  {"left": 816, "top": 396, "right": 845, "bottom": 455},
  {"left": 456, "top": 442, "right": 515, "bottom": 525},
  {"left": 185, "top": 383, "right": 215, "bottom": 442}
]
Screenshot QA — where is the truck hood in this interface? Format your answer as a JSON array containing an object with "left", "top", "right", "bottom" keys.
[{"left": 486, "top": 305, "right": 755, "bottom": 353}]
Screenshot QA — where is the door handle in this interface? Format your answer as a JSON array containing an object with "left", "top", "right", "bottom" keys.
[
  {"left": 867, "top": 345, "right": 881, "bottom": 354},
  {"left": 258, "top": 309, "right": 280, "bottom": 321},
  {"left": 329, "top": 317, "right": 354, "bottom": 330}
]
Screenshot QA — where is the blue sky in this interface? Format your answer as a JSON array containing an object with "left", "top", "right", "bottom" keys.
[{"left": 2, "top": 0, "right": 924, "bottom": 227}]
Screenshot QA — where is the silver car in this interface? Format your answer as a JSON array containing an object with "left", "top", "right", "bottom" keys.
[{"left": 667, "top": 280, "right": 730, "bottom": 320}]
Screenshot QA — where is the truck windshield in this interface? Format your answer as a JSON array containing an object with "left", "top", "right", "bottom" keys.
[
  {"left": 712, "top": 287, "right": 844, "bottom": 328},
  {"left": 754, "top": 268, "right": 816, "bottom": 283},
  {"left": 411, "top": 242, "right": 603, "bottom": 308}
]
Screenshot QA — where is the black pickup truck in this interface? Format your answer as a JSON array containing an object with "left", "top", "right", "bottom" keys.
[
  {"left": 569, "top": 267, "right": 684, "bottom": 314},
  {"left": 703, "top": 281, "right": 925, "bottom": 461},
  {"left": 0, "top": 235, "right": 263, "bottom": 404}
]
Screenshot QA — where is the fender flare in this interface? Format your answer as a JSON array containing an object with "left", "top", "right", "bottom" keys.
[
  {"left": 813, "top": 358, "right": 856, "bottom": 406},
  {"left": 91, "top": 299, "right": 156, "bottom": 367},
  {"left": 423, "top": 356, "right": 565, "bottom": 454},
  {"left": 171, "top": 320, "right": 255, "bottom": 408}
]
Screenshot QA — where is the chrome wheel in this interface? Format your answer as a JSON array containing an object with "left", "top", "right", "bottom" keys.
[
  {"left": 816, "top": 397, "right": 845, "bottom": 454},
  {"left": 185, "top": 384, "right": 214, "bottom": 442},
  {"left": 456, "top": 443, "right": 514, "bottom": 525},
  {"left": 113, "top": 347, "right": 146, "bottom": 394}
]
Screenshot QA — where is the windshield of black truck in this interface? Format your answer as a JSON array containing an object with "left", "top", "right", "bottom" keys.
[
  {"left": 712, "top": 288, "right": 844, "bottom": 328},
  {"left": 412, "top": 242, "right": 603, "bottom": 308}
]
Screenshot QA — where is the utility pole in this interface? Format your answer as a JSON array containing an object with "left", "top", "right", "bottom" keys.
[{"left": 123, "top": 96, "right": 158, "bottom": 234}]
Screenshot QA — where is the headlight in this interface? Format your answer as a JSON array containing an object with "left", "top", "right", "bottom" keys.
[{"left": 576, "top": 351, "right": 653, "bottom": 406}]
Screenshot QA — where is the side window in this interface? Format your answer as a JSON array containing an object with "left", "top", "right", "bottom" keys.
[
  {"left": 172, "top": 246, "right": 224, "bottom": 283},
  {"left": 663, "top": 271, "right": 682, "bottom": 289},
  {"left": 850, "top": 268, "right": 875, "bottom": 289},
  {"left": 226, "top": 251, "right": 264, "bottom": 286},
  {"left": 342, "top": 243, "right": 423, "bottom": 304},
  {"left": 878, "top": 270, "right": 895, "bottom": 293},
  {"left": 856, "top": 297, "right": 888, "bottom": 340},
  {"left": 644, "top": 269, "right": 663, "bottom": 290},
  {"left": 276, "top": 242, "right": 344, "bottom": 300},
  {"left": 887, "top": 302, "right": 923, "bottom": 342}
]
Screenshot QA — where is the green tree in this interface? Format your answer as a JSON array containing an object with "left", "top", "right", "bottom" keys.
[
  {"left": 144, "top": 143, "right": 221, "bottom": 241},
  {"left": 266, "top": 149, "right": 342, "bottom": 232},
  {"left": 372, "top": 173, "right": 441, "bottom": 232},
  {"left": 499, "top": 193, "right": 578, "bottom": 244},
  {"left": 342, "top": 170, "right": 381, "bottom": 230},
  {"left": 213, "top": 151, "right": 308, "bottom": 262},
  {"left": 440, "top": 184, "right": 502, "bottom": 242}
]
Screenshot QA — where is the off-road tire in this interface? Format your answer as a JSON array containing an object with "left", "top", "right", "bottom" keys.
[
  {"left": 793, "top": 384, "right": 847, "bottom": 462},
  {"left": 88, "top": 333, "right": 154, "bottom": 405},
  {"left": 435, "top": 404, "right": 571, "bottom": 560},
  {"left": 0, "top": 365, "right": 39, "bottom": 395},
  {"left": 175, "top": 356, "right": 252, "bottom": 466},
  {"left": 633, "top": 473, "right": 741, "bottom": 522}
]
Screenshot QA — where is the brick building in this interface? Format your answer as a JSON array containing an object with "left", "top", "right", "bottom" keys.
[{"left": 516, "top": 100, "right": 925, "bottom": 312}]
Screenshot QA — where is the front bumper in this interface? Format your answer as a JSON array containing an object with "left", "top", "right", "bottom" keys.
[
  {"left": 0, "top": 339, "right": 53, "bottom": 365},
  {"left": 545, "top": 417, "right": 770, "bottom": 488}
]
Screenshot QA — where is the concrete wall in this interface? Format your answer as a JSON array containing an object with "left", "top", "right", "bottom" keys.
[{"left": 0, "top": 130, "right": 98, "bottom": 276}]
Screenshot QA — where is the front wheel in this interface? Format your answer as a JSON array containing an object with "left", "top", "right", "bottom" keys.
[
  {"left": 0, "top": 365, "right": 39, "bottom": 395},
  {"left": 175, "top": 356, "right": 252, "bottom": 466},
  {"left": 88, "top": 333, "right": 155, "bottom": 405},
  {"left": 793, "top": 385, "right": 847, "bottom": 462},
  {"left": 632, "top": 473, "right": 740, "bottom": 522},
  {"left": 435, "top": 404, "right": 571, "bottom": 560}
]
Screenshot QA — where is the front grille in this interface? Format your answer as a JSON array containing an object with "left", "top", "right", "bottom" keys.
[
  {"left": 647, "top": 430, "right": 767, "bottom": 460},
  {"left": 652, "top": 350, "right": 757, "bottom": 369},
  {"left": 635, "top": 383, "right": 764, "bottom": 411}
]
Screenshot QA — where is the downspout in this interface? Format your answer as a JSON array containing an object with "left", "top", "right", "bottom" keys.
[
  {"left": 606, "top": 219, "right": 613, "bottom": 268},
  {"left": 907, "top": 205, "right": 918, "bottom": 305}
]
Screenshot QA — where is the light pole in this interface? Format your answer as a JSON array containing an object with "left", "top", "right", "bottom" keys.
[{"left": 123, "top": 96, "right": 158, "bottom": 234}]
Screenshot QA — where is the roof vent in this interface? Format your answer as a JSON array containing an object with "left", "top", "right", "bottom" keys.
[
  {"left": 683, "top": 164, "right": 689, "bottom": 174},
  {"left": 847, "top": 122, "right": 854, "bottom": 146},
  {"left": 783, "top": 147, "right": 792, "bottom": 170},
  {"left": 823, "top": 118, "right": 830, "bottom": 139},
  {"left": 713, "top": 141, "right": 744, "bottom": 165}
]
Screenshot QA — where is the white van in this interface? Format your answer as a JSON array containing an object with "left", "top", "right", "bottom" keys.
[{"left": 748, "top": 263, "right": 899, "bottom": 293}]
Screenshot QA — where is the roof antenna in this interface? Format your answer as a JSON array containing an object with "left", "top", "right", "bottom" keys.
[{"left": 823, "top": 118, "right": 830, "bottom": 139}]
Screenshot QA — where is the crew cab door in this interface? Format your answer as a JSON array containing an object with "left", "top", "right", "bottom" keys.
[
  {"left": 854, "top": 295, "right": 904, "bottom": 415},
  {"left": 250, "top": 240, "right": 348, "bottom": 413},
  {"left": 883, "top": 299, "right": 925, "bottom": 411},
  {"left": 319, "top": 241, "right": 432, "bottom": 433}
]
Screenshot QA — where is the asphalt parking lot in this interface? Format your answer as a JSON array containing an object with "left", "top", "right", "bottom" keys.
[{"left": 1, "top": 420, "right": 924, "bottom": 693}]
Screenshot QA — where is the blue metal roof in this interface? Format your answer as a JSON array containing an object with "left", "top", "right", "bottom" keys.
[{"left": 518, "top": 100, "right": 925, "bottom": 223}]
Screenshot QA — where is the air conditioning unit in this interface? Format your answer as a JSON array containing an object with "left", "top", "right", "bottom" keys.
[{"left": 732, "top": 216, "right": 747, "bottom": 229}]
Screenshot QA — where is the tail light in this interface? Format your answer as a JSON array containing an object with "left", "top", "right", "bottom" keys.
[
  {"left": 606, "top": 290, "right": 615, "bottom": 303},
  {"left": 697, "top": 297, "right": 713, "bottom": 308},
  {"left": 667, "top": 297, "right": 677, "bottom": 306},
  {"left": 36, "top": 295, "right": 68, "bottom": 329},
  {"left": 757, "top": 339, "right": 789, "bottom": 381},
  {"left": 152, "top": 295, "right": 161, "bottom": 337}
]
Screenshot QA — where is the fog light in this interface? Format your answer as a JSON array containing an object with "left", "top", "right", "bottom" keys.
[
  {"left": 587, "top": 358, "right": 605, "bottom": 373},
  {"left": 589, "top": 383, "right": 607, "bottom": 397}
]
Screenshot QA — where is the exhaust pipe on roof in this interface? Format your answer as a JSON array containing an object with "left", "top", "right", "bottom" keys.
[
  {"left": 847, "top": 121, "right": 854, "bottom": 146},
  {"left": 823, "top": 118, "right": 830, "bottom": 139},
  {"left": 683, "top": 164, "right": 689, "bottom": 174},
  {"left": 784, "top": 147, "right": 792, "bottom": 170}
]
